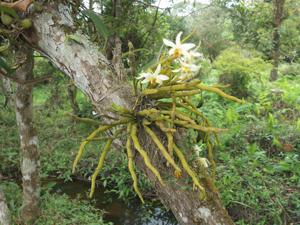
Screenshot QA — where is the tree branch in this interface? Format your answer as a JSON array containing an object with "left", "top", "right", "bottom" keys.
[{"left": 0, "top": 71, "right": 52, "bottom": 85}]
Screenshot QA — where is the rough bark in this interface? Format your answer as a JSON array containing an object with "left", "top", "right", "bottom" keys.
[
  {"left": 15, "top": 46, "right": 40, "bottom": 224},
  {"left": 0, "top": 76, "right": 15, "bottom": 108},
  {"left": 67, "top": 80, "right": 80, "bottom": 115},
  {"left": 0, "top": 189, "right": 11, "bottom": 225},
  {"left": 269, "top": 0, "right": 285, "bottom": 81},
  {"left": 26, "top": 3, "right": 234, "bottom": 224},
  {"left": 112, "top": 35, "right": 125, "bottom": 80},
  {"left": 111, "top": 0, "right": 125, "bottom": 80}
]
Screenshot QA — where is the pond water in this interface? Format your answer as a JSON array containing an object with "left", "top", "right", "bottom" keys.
[{"left": 49, "top": 179, "right": 178, "bottom": 225}]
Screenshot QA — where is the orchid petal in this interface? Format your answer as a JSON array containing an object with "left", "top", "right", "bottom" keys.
[
  {"left": 168, "top": 48, "right": 175, "bottom": 56},
  {"left": 191, "top": 51, "right": 202, "bottom": 57},
  {"left": 181, "top": 43, "right": 195, "bottom": 51},
  {"left": 176, "top": 31, "right": 183, "bottom": 45},
  {"left": 157, "top": 75, "right": 169, "bottom": 81},
  {"left": 163, "top": 39, "right": 176, "bottom": 47},
  {"left": 154, "top": 64, "right": 162, "bottom": 75},
  {"left": 172, "top": 68, "right": 181, "bottom": 73}
]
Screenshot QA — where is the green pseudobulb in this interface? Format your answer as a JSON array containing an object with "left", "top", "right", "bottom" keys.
[
  {"left": 1, "top": 14, "right": 13, "bottom": 26},
  {"left": 20, "top": 19, "right": 32, "bottom": 29}
]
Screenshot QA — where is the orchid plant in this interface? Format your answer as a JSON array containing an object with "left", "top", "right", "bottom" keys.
[
  {"left": 138, "top": 31, "right": 203, "bottom": 86},
  {"left": 72, "top": 32, "right": 243, "bottom": 203}
]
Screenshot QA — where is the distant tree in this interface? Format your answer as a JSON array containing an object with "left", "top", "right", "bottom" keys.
[
  {"left": 213, "top": 0, "right": 299, "bottom": 64},
  {"left": 269, "top": 0, "right": 286, "bottom": 81},
  {"left": 186, "top": 5, "right": 234, "bottom": 61}
]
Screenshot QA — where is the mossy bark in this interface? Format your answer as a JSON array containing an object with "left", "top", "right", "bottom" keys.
[
  {"left": 27, "top": 3, "right": 234, "bottom": 224},
  {"left": 15, "top": 46, "right": 40, "bottom": 224}
]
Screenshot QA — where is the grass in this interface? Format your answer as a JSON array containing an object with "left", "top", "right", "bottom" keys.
[
  {"left": 202, "top": 73, "right": 300, "bottom": 224},
  {"left": 0, "top": 181, "right": 111, "bottom": 225}
]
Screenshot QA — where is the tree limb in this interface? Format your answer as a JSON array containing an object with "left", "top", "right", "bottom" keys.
[{"left": 0, "top": 70, "right": 52, "bottom": 85}]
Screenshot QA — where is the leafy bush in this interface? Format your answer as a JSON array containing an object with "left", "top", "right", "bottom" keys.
[
  {"left": 279, "top": 63, "right": 300, "bottom": 77},
  {"left": 36, "top": 193, "right": 111, "bottom": 225},
  {"left": 0, "top": 181, "right": 111, "bottom": 225},
  {"left": 214, "top": 46, "right": 270, "bottom": 98}
]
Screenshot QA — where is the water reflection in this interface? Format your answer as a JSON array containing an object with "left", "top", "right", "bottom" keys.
[{"left": 49, "top": 179, "right": 178, "bottom": 225}]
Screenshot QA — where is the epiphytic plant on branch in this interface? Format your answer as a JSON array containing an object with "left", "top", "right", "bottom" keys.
[{"left": 72, "top": 31, "right": 244, "bottom": 203}]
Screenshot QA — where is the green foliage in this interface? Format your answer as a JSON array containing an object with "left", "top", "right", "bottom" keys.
[
  {"left": 217, "top": 147, "right": 300, "bottom": 224},
  {"left": 214, "top": 46, "right": 270, "bottom": 97},
  {"left": 83, "top": 10, "right": 110, "bottom": 39},
  {"left": 36, "top": 193, "right": 111, "bottom": 225},
  {"left": 0, "top": 5, "right": 18, "bottom": 18},
  {"left": 195, "top": 65, "right": 300, "bottom": 224},
  {"left": 279, "top": 63, "right": 300, "bottom": 77},
  {"left": 274, "top": 76, "right": 300, "bottom": 110},
  {"left": 0, "top": 181, "right": 111, "bottom": 225},
  {"left": 0, "top": 107, "right": 20, "bottom": 177},
  {"left": 280, "top": 0, "right": 300, "bottom": 62},
  {"left": 221, "top": 0, "right": 300, "bottom": 61},
  {"left": 187, "top": 5, "right": 234, "bottom": 61},
  {"left": 98, "top": 151, "right": 151, "bottom": 201},
  {"left": 0, "top": 182, "right": 22, "bottom": 221},
  {"left": 230, "top": 2, "right": 273, "bottom": 58}
]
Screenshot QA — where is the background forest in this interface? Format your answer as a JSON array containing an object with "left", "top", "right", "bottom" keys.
[{"left": 0, "top": 0, "right": 299, "bottom": 224}]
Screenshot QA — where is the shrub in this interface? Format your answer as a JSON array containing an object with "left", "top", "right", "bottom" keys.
[
  {"left": 279, "top": 63, "right": 300, "bottom": 77},
  {"left": 0, "top": 181, "right": 111, "bottom": 225},
  {"left": 214, "top": 46, "right": 270, "bottom": 98}
]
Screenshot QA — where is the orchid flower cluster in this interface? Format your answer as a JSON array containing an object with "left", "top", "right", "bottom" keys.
[
  {"left": 137, "top": 31, "right": 203, "bottom": 85},
  {"left": 72, "top": 32, "right": 243, "bottom": 203}
]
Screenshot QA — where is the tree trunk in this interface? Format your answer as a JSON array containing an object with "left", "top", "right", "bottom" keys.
[
  {"left": 26, "top": 3, "right": 234, "bottom": 224},
  {"left": 0, "top": 76, "right": 15, "bottom": 108},
  {"left": 0, "top": 189, "right": 11, "bottom": 225},
  {"left": 15, "top": 46, "right": 40, "bottom": 224},
  {"left": 269, "top": 0, "right": 285, "bottom": 81},
  {"left": 112, "top": 35, "right": 125, "bottom": 80},
  {"left": 67, "top": 80, "right": 80, "bottom": 115},
  {"left": 112, "top": 0, "right": 125, "bottom": 80},
  {"left": 89, "top": 0, "right": 93, "bottom": 10}
]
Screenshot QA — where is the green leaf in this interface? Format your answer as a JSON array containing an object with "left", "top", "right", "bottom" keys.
[
  {"left": 0, "top": 39, "right": 10, "bottom": 52},
  {"left": 0, "top": 6, "right": 18, "bottom": 18},
  {"left": 82, "top": 10, "right": 110, "bottom": 38}
]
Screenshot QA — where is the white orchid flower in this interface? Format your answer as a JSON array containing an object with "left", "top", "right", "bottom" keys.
[
  {"left": 198, "top": 157, "right": 210, "bottom": 168},
  {"left": 185, "top": 50, "right": 203, "bottom": 61},
  {"left": 137, "top": 64, "right": 169, "bottom": 85},
  {"left": 172, "top": 61, "right": 200, "bottom": 82},
  {"left": 163, "top": 32, "right": 195, "bottom": 58},
  {"left": 193, "top": 145, "right": 203, "bottom": 156}
]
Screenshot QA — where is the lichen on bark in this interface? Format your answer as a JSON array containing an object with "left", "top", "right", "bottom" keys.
[{"left": 15, "top": 45, "right": 40, "bottom": 224}]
